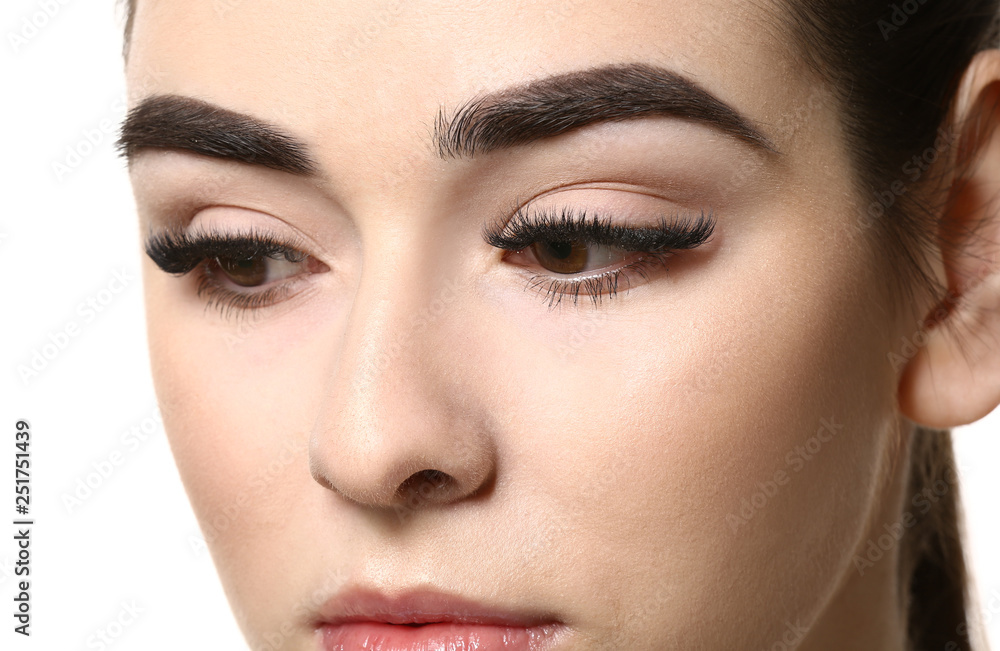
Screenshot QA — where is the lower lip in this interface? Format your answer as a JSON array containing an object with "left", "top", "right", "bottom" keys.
[{"left": 320, "top": 621, "right": 561, "bottom": 651}]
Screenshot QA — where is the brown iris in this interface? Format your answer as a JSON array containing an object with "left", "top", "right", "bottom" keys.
[
  {"left": 531, "top": 240, "right": 589, "bottom": 274},
  {"left": 216, "top": 256, "right": 267, "bottom": 287}
]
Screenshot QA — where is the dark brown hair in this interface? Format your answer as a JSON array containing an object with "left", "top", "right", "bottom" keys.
[
  {"left": 776, "top": 2, "right": 998, "bottom": 648},
  {"left": 118, "top": 0, "right": 996, "bottom": 647}
]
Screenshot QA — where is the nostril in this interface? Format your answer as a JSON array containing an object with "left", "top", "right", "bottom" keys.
[{"left": 396, "top": 469, "right": 454, "bottom": 502}]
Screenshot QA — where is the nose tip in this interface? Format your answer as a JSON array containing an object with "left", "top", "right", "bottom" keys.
[
  {"left": 307, "top": 381, "right": 499, "bottom": 512},
  {"left": 307, "top": 264, "right": 496, "bottom": 515},
  {"left": 309, "top": 444, "right": 496, "bottom": 512}
]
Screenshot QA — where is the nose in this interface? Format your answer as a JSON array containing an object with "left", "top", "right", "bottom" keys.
[{"left": 308, "top": 263, "right": 497, "bottom": 512}]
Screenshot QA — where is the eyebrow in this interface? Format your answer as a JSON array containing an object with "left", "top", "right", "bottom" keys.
[
  {"left": 115, "top": 95, "right": 319, "bottom": 175},
  {"left": 116, "top": 63, "right": 776, "bottom": 174},
  {"left": 434, "top": 63, "right": 777, "bottom": 158}
]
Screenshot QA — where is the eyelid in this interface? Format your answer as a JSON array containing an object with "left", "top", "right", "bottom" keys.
[
  {"left": 144, "top": 227, "right": 313, "bottom": 275},
  {"left": 485, "top": 205, "right": 715, "bottom": 308},
  {"left": 145, "top": 200, "right": 335, "bottom": 268},
  {"left": 144, "top": 227, "right": 328, "bottom": 317},
  {"left": 483, "top": 205, "right": 716, "bottom": 253}
]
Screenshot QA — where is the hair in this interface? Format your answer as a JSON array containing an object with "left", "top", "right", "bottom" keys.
[
  {"left": 776, "top": 2, "right": 999, "bottom": 649},
  {"left": 118, "top": 0, "right": 997, "bottom": 647}
]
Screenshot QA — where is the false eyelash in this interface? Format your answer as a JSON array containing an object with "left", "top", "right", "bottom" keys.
[
  {"left": 144, "top": 227, "right": 317, "bottom": 318},
  {"left": 482, "top": 205, "right": 716, "bottom": 253},
  {"left": 483, "top": 206, "right": 716, "bottom": 308},
  {"left": 145, "top": 228, "right": 308, "bottom": 275}
]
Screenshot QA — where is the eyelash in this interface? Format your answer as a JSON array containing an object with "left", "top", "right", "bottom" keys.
[
  {"left": 144, "top": 228, "right": 320, "bottom": 317},
  {"left": 145, "top": 207, "right": 716, "bottom": 315},
  {"left": 482, "top": 206, "right": 716, "bottom": 308}
]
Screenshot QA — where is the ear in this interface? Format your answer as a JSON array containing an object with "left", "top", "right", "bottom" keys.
[{"left": 898, "top": 49, "right": 1000, "bottom": 429}]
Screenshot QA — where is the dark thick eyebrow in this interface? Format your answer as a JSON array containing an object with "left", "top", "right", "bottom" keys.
[
  {"left": 115, "top": 94, "right": 318, "bottom": 175},
  {"left": 434, "top": 63, "right": 777, "bottom": 158},
  {"left": 116, "top": 63, "right": 773, "bottom": 176}
]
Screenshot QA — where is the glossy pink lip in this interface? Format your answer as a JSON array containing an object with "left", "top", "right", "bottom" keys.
[{"left": 315, "top": 587, "right": 565, "bottom": 651}]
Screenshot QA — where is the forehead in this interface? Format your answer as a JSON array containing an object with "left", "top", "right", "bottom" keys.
[{"left": 125, "top": 0, "right": 809, "bottom": 184}]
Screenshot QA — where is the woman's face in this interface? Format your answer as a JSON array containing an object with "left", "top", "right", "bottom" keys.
[{"left": 126, "top": 1, "right": 916, "bottom": 649}]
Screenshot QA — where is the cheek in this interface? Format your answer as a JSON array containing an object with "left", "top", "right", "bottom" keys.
[
  {"left": 500, "top": 233, "right": 897, "bottom": 644},
  {"left": 144, "top": 271, "right": 346, "bottom": 644}
]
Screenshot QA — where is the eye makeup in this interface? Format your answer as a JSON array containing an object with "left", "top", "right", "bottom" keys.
[
  {"left": 144, "top": 204, "right": 715, "bottom": 315},
  {"left": 483, "top": 206, "right": 716, "bottom": 308},
  {"left": 145, "top": 228, "right": 328, "bottom": 315}
]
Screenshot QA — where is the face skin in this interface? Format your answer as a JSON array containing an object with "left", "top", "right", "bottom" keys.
[{"left": 121, "top": 1, "right": 1000, "bottom": 649}]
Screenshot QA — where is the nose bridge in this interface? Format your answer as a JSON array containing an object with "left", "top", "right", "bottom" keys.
[{"left": 309, "top": 233, "right": 495, "bottom": 510}]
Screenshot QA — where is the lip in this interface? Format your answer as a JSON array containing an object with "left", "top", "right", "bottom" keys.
[{"left": 315, "top": 587, "right": 566, "bottom": 651}]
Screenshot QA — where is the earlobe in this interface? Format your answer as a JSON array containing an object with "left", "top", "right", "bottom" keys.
[
  {"left": 897, "top": 50, "right": 1000, "bottom": 429},
  {"left": 898, "top": 270, "right": 1000, "bottom": 428}
]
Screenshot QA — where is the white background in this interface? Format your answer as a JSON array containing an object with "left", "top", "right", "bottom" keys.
[{"left": 1, "top": 1, "right": 997, "bottom": 649}]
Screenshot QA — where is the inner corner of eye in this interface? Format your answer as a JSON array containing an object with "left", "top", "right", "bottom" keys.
[{"left": 308, "top": 257, "right": 331, "bottom": 273}]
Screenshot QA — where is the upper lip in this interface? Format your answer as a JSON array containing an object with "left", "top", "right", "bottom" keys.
[{"left": 316, "top": 586, "right": 560, "bottom": 627}]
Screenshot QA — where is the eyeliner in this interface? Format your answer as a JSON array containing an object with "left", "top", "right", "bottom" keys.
[{"left": 483, "top": 206, "right": 715, "bottom": 252}]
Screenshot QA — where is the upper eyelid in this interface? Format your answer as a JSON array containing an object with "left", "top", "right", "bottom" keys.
[
  {"left": 483, "top": 206, "right": 716, "bottom": 252},
  {"left": 147, "top": 200, "right": 333, "bottom": 257},
  {"left": 144, "top": 229, "right": 314, "bottom": 275}
]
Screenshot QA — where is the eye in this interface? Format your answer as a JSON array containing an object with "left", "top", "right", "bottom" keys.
[
  {"left": 529, "top": 240, "right": 629, "bottom": 275},
  {"left": 213, "top": 250, "right": 309, "bottom": 287},
  {"left": 144, "top": 228, "right": 329, "bottom": 315},
  {"left": 483, "top": 206, "right": 716, "bottom": 308}
]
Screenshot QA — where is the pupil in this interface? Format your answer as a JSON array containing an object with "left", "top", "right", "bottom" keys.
[
  {"left": 531, "top": 239, "right": 589, "bottom": 274},
  {"left": 545, "top": 241, "right": 573, "bottom": 259},
  {"left": 218, "top": 256, "right": 267, "bottom": 287}
]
